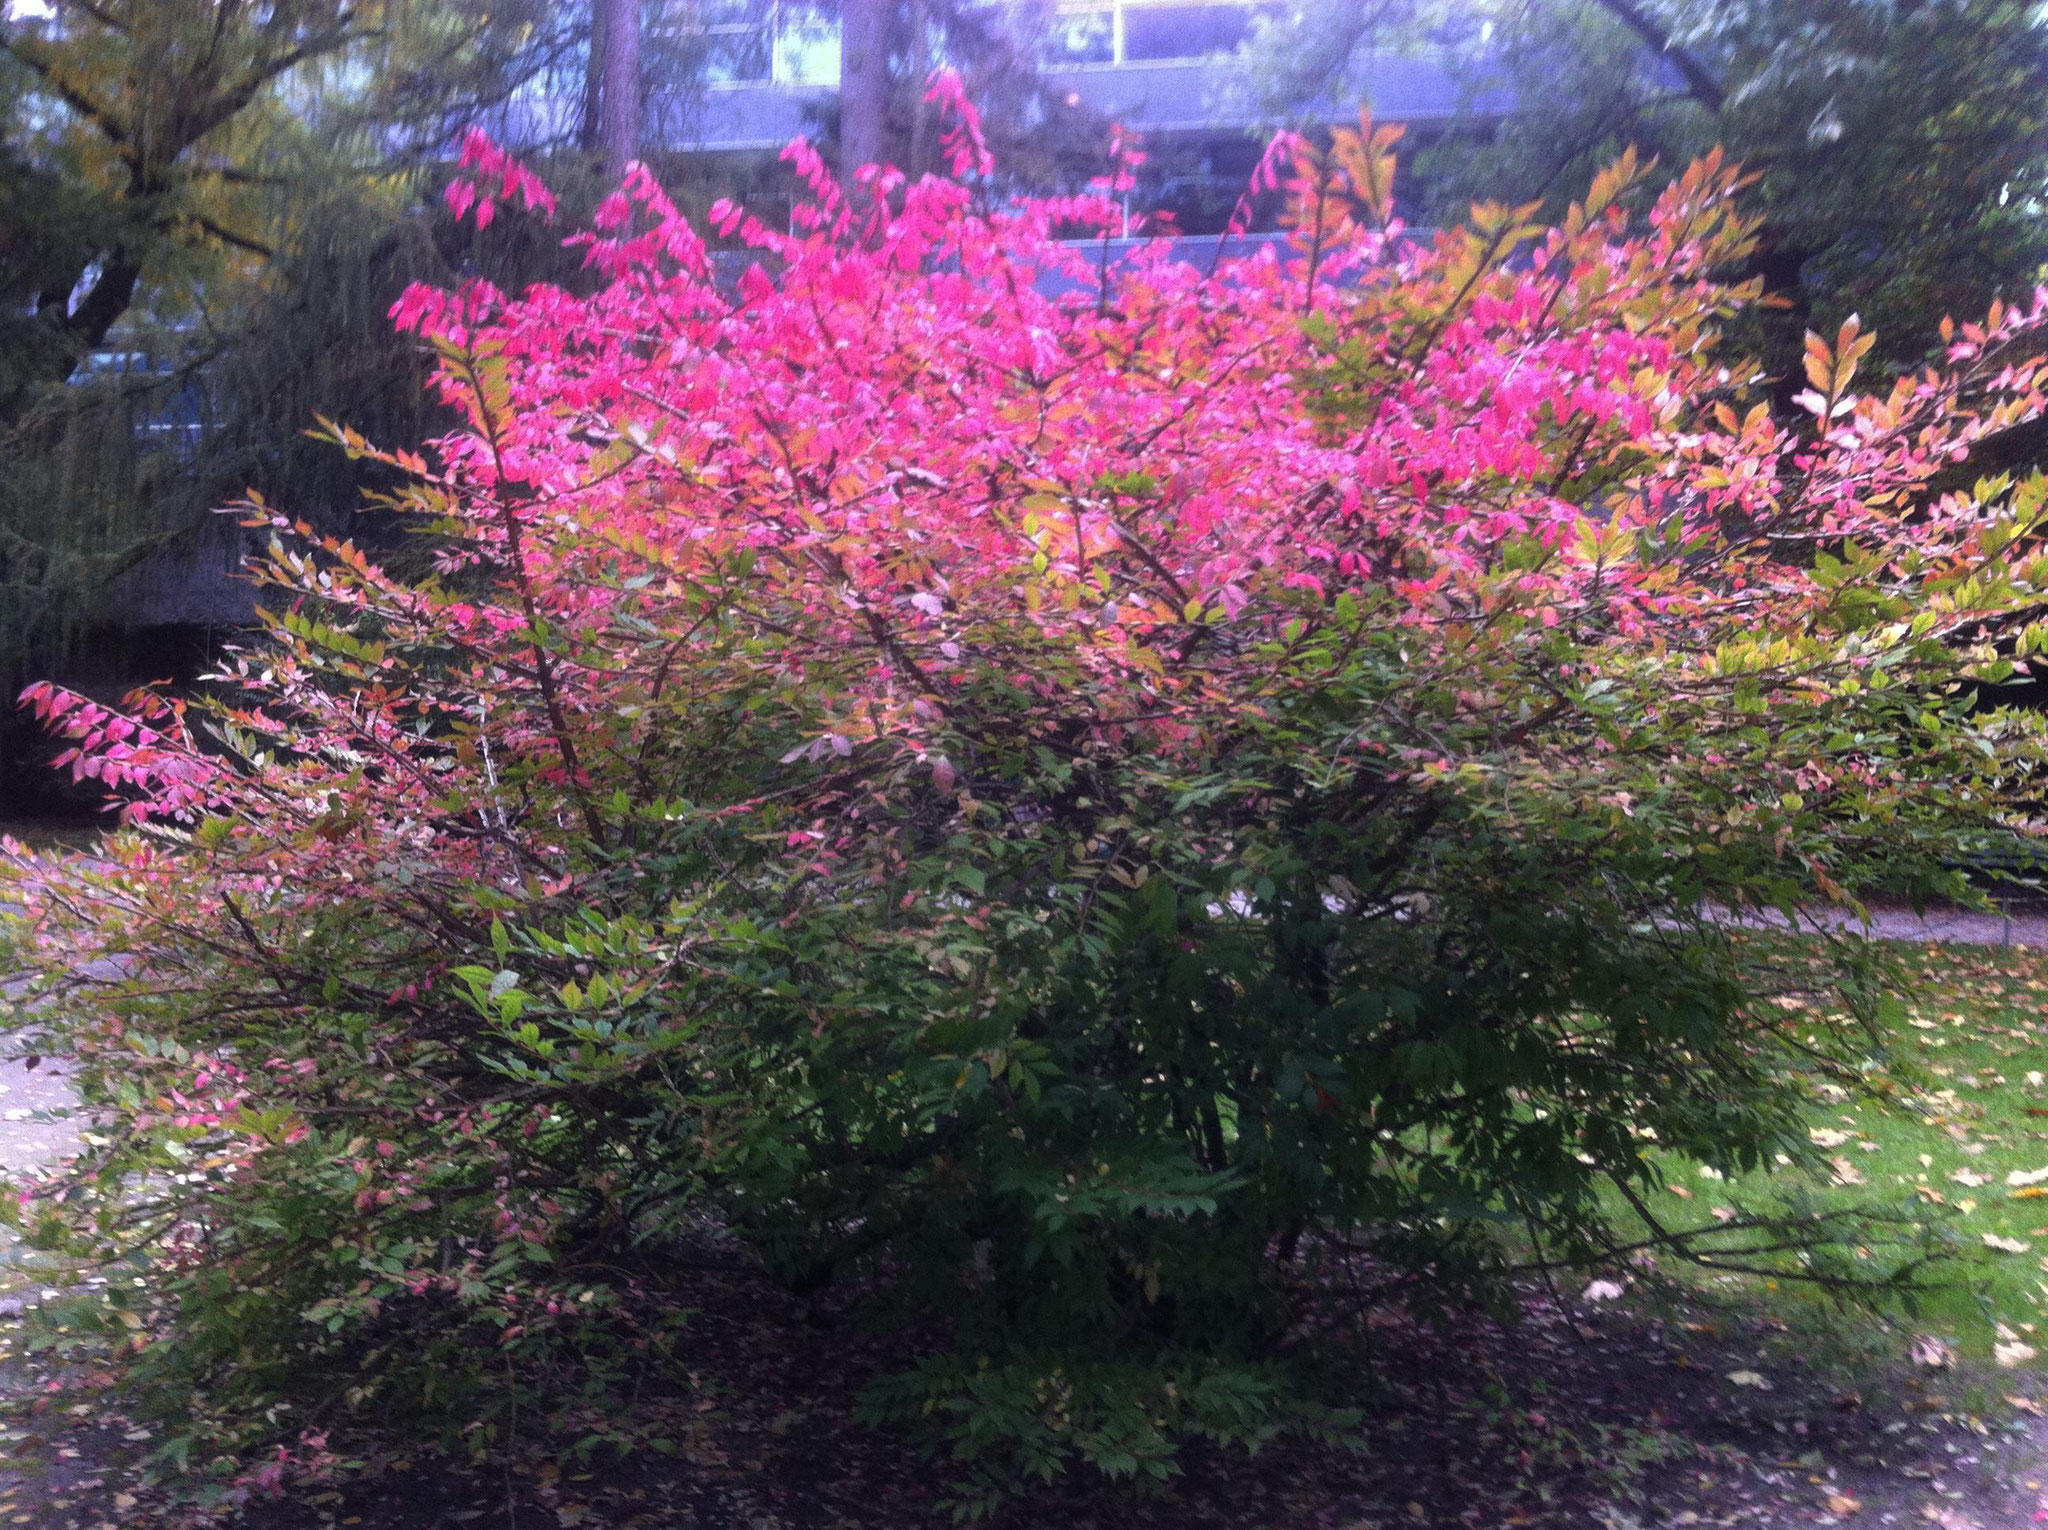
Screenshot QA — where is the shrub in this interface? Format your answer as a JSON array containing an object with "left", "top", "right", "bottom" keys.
[{"left": 6, "top": 93, "right": 2048, "bottom": 1503}]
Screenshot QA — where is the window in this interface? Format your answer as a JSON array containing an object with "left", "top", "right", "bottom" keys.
[
  {"left": 775, "top": 12, "right": 841, "bottom": 85},
  {"left": 1121, "top": 1, "right": 1254, "bottom": 62},
  {"left": 677, "top": 0, "right": 839, "bottom": 87},
  {"left": 1045, "top": 6, "right": 1115, "bottom": 65},
  {"left": 703, "top": 28, "right": 773, "bottom": 84},
  {"left": 682, "top": 0, "right": 774, "bottom": 84},
  {"left": 1041, "top": 1, "right": 1264, "bottom": 68}
]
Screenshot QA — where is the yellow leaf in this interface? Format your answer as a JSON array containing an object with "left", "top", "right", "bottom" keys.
[{"left": 1805, "top": 333, "right": 1836, "bottom": 395}]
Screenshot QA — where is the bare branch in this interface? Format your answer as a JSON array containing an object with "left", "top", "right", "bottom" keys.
[
  {"left": 180, "top": 211, "right": 275, "bottom": 260},
  {"left": 1589, "top": 0, "right": 1727, "bottom": 113},
  {"left": 0, "top": 28, "right": 132, "bottom": 148}
]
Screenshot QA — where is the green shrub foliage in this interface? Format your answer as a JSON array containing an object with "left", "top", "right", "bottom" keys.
[{"left": 7, "top": 110, "right": 2048, "bottom": 1502}]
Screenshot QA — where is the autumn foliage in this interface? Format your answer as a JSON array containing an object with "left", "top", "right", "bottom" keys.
[{"left": 7, "top": 86, "right": 2048, "bottom": 1501}]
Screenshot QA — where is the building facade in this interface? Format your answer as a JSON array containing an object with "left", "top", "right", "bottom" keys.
[{"left": 639, "top": 1, "right": 1488, "bottom": 228}]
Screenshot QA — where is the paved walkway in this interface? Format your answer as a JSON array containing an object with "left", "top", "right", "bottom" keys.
[
  {"left": 1717, "top": 903, "right": 2048, "bottom": 949},
  {"left": 0, "top": 1045, "right": 81, "bottom": 1176}
]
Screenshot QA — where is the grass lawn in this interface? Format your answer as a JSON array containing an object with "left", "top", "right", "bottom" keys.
[{"left": 1626, "top": 932, "right": 2048, "bottom": 1368}]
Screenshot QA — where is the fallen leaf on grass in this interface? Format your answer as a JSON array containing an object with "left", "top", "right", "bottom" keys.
[
  {"left": 1726, "top": 1369, "right": 1770, "bottom": 1388},
  {"left": 1583, "top": 1279, "right": 1624, "bottom": 1302},
  {"left": 1911, "top": 1335, "right": 1957, "bottom": 1368},
  {"left": 2006, "top": 1393, "right": 2045, "bottom": 1415},
  {"left": 1825, "top": 1492, "right": 1862, "bottom": 1516},
  {"left": 1920, "top": 1508, "right": 1979, "bottom": 1530},
  {"left": 2014, "top": 1187, "right": 2048, "bottom": 1200},
  {"left": 1985, "top": 1234, "right": 2033, "bottom": 1253},
  {"left": 1950, "top": 1168, "right": 1990, "bottom": 1187},
  {"left": 1667, "top": 1183, "right": 1694, "bottom": 1199},
  {"left": 1811, "top": 1128, "right": 1853, "bottom": 1148},
  {"left": 1997, "top": 1340, "right": 2038, "bottom": 1367},
  {"left": 1830, "top": 1156, "right": 1865, "bottom": 1185},
  {"left": 2009, "top": 1167, "right": 2048, "bottom": 1187}
]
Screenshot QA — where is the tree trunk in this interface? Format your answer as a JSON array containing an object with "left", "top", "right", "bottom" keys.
[
  {"left": 580, "top": 0, "right": 608, "bottom": 153},
  {"left": 840, "top": 0, "right": 891, "bottom": 186},
  {"left": 63, "top": 254, "right": 143, "bottom": 353},
  {"left": 598, "top": 0, "right": 642, "bottom": 178},
  {"left": 5, "top": 254, "right": 146, "bottom": 414},
  {"left": 905, "top": 0, "right": 931, "bottom": 180}
]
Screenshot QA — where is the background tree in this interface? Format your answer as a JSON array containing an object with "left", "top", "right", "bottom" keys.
[
  {"left": 593, "top": 0, "right": 643, "bottom": 176},
  {"left": 0, "top": 0, "right": 603, "bottom": 797},
  {"left": 1247, "top": 0, "right": 2048, "bottom": 381},
  {"left": 0, "top": 0, "right": 564, "bottom": 401},
  {"left": 841, "top": 0, "right": 891, "bottom": 179},
  {"left": 829, "top": 0, "right": 1108, "bottom": 186}
]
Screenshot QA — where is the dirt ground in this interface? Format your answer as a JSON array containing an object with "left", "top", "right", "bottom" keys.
[{"left": 4, "top": 1247, "right": 2046, "bottom": 1530}]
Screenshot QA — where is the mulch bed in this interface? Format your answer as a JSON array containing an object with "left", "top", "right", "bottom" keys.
[{"left": 3, "top": 1248, "right": 2046, "bottom": 1529}]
